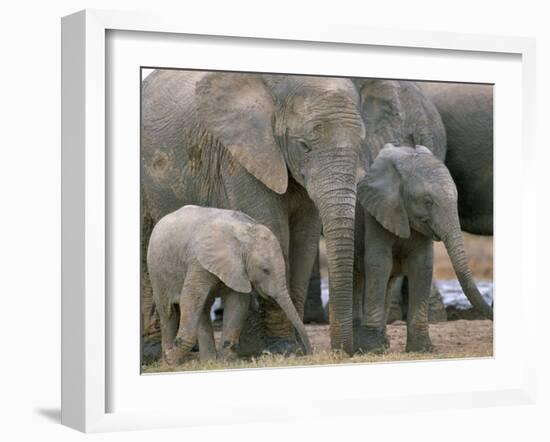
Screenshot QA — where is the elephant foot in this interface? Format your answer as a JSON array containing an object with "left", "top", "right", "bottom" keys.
[
  {"left": 142, "top": 336, "right": 161, "bottom": 364},
  {"left": 163, "top": 346, "right": 188, "bottom": 366},
  {"left": 353, "top": 325, "right": 390, "bottom": 354},
  {"left": 405, "top": 333, "right": 433, "bottom": 353},
  {"left": 263, "top": 336, "right": 300, "bottom": 356},
  {"left": 174, "top": 335, "right": 195, "bottom": 351},
  {"left": 220, "top": 341, "right": 240, "bottom": 361}
]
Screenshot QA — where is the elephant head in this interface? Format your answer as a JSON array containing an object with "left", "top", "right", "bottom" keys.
[
  {"left": 196, "top": 73, "right": 366, "bottom": 354},
  {"left": 357, "top": 144, "right": 493, "bottom": 319},
  {"left": 194, "top": 215, "right": 312, "bottom": 355}
]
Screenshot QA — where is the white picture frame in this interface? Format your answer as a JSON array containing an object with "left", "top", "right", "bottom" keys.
[{"left": 61, "top": 9, "right": 537, "bottom": 433}]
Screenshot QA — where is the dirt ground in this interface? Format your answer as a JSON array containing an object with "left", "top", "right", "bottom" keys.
[
  {"left": 308, "top": 320, "right": 492, "bottom": 356},
  {"left": 143, "top": 319, "right": 492, "bottom": 373}
]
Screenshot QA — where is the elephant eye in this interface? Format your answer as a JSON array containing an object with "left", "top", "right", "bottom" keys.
[
  {"left": 262, "top": 268, "right": 270, "bottom": 275},
  {"left": 299, "top": 141, "right": 312, "bottom": 154},
  {"left": 424, "top": 197, "right": 433, "bottom": 209}
]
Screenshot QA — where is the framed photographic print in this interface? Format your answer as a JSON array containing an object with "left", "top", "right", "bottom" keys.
[{"left": 61, "top": 9, "right": 537, "bottom": 433}]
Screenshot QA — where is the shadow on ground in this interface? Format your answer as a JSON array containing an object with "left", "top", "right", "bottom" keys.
[{"left": 35, "top": 408, "right": 61, "bottom": 423}]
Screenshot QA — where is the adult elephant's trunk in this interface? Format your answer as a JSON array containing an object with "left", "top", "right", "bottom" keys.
[
  {"left": 307, "top": 149, "right": 358, "bottom": 355},
  {"left": 441, "top": 219, "right": 493, "bottom": 320},
  {"left": 273, "top": 285, "right": 312, "bottom": 355}
]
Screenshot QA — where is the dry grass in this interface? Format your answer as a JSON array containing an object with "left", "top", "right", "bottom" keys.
[{"left": 142, "top": 350, "right": 491, "bottom": 374}]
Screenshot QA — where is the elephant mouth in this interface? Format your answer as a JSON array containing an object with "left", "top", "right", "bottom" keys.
[{"left": 421, "top": 221, "right": 441, "bottom": 241}]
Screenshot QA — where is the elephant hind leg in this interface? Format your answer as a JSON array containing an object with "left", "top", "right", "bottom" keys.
[
  {"left": 158, "top": 303, "right": 181, "bottom": 365},
  {"left": 174, "top": 265, "right": 219, "bottom": 358}
]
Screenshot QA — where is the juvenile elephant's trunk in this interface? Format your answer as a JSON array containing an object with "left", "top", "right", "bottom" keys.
[
  {"left": 442, "top": 223, "right": 493, "bottom": 320},
  {"left": 307, "top": 149, "right": 358, "bottom": 355},
  {"left": 274, "top": 287, "right": 312, "bottom": 355}
]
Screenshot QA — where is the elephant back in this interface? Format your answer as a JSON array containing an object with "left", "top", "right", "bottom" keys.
[{"left": 356, "top": 79, "right": 447, "bottom": 161}]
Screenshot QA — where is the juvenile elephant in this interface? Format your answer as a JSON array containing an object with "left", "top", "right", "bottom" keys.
[
  {"left": 147, "top": 205, "right": 312, "bottom": 365},
  {"left": 142, "top": 70, "right": 366, "bottom": 356},
  {"left": 354, "top": 144, "right": 493, "bottom": 353}
]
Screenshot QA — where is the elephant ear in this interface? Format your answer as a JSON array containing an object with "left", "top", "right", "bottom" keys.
[
  {"left": 195, "top": 222, "right": 252, "bottom": 294},
  {"left": 196, "top": 73, "right": 288, "bottom": 194},
  {"left": 358, "top": 149, "right": 410, "bottom": 239}
]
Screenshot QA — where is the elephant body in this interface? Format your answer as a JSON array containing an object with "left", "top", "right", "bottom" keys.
[
  {"left": 418, "top": 82, "right": 493, "bottom": 235},
  {"left": 354, "top": 145, "right": 493, "bottom": 353},
  {"left": 147, "top": 205, "right": 311, "bottom": 364},
  {"left": 142, "top": 70, "right": 366, "bottom": 356}
]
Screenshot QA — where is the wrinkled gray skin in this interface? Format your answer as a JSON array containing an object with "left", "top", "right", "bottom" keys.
[
  {"left": 147, "top": 206, "right": 312, "bottom": 364},
  {"left": 355, "top": 145, "right": 493, "bottom": 353},
  {"left": 353, "top": 79, "right": 447, "bottom": 161},
  {"left": 345, "top": 79, "right": 448, "bottom": 350},
  {"left": 142, "top": 71, "right": 365, "bottom": 355},
  {"left": 418, "top": 82, "right": 493, "bottom": 235}
]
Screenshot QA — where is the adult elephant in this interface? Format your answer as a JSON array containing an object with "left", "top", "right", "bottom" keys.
[
  {"left": 141, "top": 70, "right": 366, "bottom": 356},
  {"left": 418, "top": 82, "right": 493, "bottom": 235}
]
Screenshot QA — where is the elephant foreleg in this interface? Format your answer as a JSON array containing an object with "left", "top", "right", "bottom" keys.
[
  {"left": 405, "top": 239, "right": 434, "bottom": 353},
  {"left": 359, "top": 243, "right": 393, "bottom": 354},
  {"left": 141, "top": 201, "right": 159, "bottom": 341},
  {"left": 288, "top": 211, "right": 322, "bottom": 320},
  {"left": 220, "top": 291, "right": 251, "bottom": 360},
  {"left": 272, "top": 199, "right": 321, "bottom": 354}
]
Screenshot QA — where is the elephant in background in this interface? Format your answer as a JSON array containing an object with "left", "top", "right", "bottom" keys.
[
  {"left": 418, "top": 82, "right": 493, "bottom": 235},
  {"left": 147, "top": 206, "right": 311, "bottom": 364},
  {"left": 142, "top": 70, "right": 366, "bottom": 356},
  {"left": 355, "top": 145, "right": 493, "bottom": 353},
  {"left": 353, "top": 79, "right": 447, "bottom": 160}
]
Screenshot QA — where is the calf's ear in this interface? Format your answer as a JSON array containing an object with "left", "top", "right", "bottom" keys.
[
  {"left": 195, "top": 222, "right": 252, "bottom": 294},
  {"left": 358, "top": 154, "right": 410, "bottom": 239}
]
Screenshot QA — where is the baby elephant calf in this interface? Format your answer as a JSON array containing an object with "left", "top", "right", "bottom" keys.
[
  {"left": 354, "top": 144, "right": 493, "bottom": 354},
  {"left": 147, "top": 205, "right": 312, "bottom": 365}
]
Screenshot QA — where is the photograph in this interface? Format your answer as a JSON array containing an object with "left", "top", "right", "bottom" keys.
[{"left": 139, "top": 69, "right": 494, "bottom": 373}]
